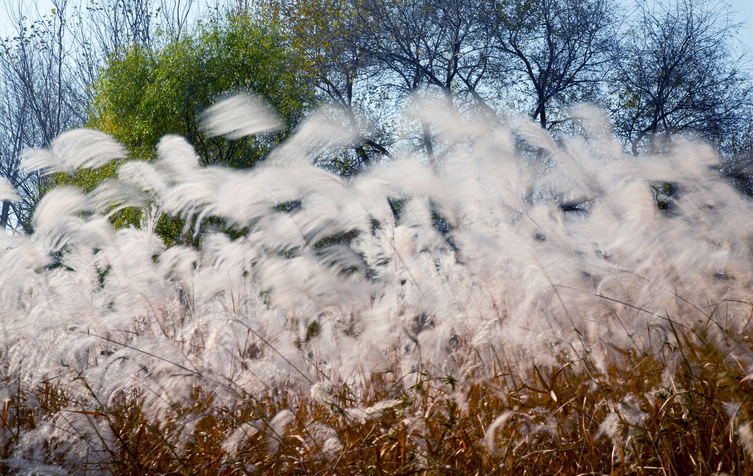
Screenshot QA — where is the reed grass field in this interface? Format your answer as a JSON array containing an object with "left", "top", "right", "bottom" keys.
[{"left": 1, "top": 96, "right": 752, "bottom": 474}]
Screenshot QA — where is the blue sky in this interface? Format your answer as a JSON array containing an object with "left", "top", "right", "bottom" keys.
[{"left": 730, "top": 0, "right": 753, "bottom": 54}]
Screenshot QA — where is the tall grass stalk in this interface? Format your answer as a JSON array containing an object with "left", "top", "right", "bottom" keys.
[{"left": 0, "top": 98, "right": 752, "bottom": 474}]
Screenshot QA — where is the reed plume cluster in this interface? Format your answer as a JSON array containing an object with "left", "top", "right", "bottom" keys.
[{"left": 1, "top": 96, "right": 752, "bottom": 474}]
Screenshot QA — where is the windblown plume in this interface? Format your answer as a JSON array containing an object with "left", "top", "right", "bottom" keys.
[
  {"left": 4, "top": 96, "right": 753, "bottom": 474},
  {"left": 201, "top": 93, "right": 282, "bottom": 139},
  {"left": 23, "top": 129, "right": 126, "bottom": 174},
  {"left": 0, "top": 176, "right": 19, "bottom": 202}
]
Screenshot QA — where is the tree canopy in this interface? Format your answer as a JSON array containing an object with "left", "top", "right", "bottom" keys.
[
  {"left": 609, "top": 0, "right": 752, "bottom": 155},
  {"left": 88, "top": 13, "right": 313, "bottom": 168},
  {"left": 1, "top": 0, "right": 752, "bottom": 234},
  {"left": 51, "top": 10, "right": 316, "bottom": 244}
]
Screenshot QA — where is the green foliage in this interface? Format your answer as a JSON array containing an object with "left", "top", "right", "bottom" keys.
[
  {"left": 53, "top": 12, "right": 315, "bottom": 245},
  {"left": 51, "top": 160, "right": 142, "bottom": 231},
  {"left": 89, "top": 14, "right": 313, "bottom": 166}
]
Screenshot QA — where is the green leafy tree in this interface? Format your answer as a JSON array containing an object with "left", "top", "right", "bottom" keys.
[
  {"left": 89, "top": 13, "right": 312, "bottom": 166},
  {"left": 55, "top": 12, "right": 314, "bottom": 244}
]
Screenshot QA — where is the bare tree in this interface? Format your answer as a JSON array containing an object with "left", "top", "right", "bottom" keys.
[
  {"left": 0, "top": 0, "right": 87, "bottom": 231},
  {"left": 0, "top": 69, "right": 36, "bottom": 231},
  {"left": 280, "top": 0, "right": 614, "bottom": 163},
  {"left": 157, "top": 0, "right": 196, "bottom": 39},
  {"left": 359, "top": 0, "right": 497, "bottom": 154},
  {"left": 482, "top": 0, "right": 615, "bottom": 130},
  {"left": 610, "top": 0, "right": 753, "bottom": 155},
  {"left": 276, "top": 0, "right": 392, "bottom": 173},
  {"left": 353, "top": 0, "right": 491, "bottom": 102},
  {"left": 82, "top": 0, "right": 155, "bottom": 58}
]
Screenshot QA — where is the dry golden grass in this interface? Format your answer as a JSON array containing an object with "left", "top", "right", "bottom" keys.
[{"left": 2, "top": 313, "right": 752, "bottom": 475}]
